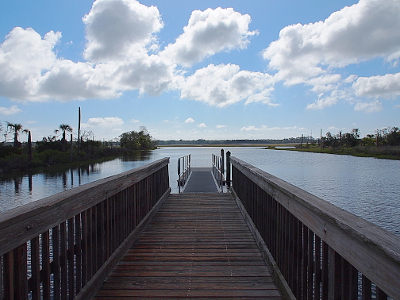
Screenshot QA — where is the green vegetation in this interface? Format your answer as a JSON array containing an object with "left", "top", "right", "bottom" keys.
[
  {"left": 283, "top": 127, "right": 400, "bottom": 160},
  {"left": 0, "top": 120, "right": 156, "bottom": 173},
  {"left": 120, "top": 127, "right": 156, "bottom": 150}
]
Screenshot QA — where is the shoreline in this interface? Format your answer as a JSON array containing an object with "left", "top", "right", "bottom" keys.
[{"left": 157, "top": 144, "right": 400, "bottom": 160}]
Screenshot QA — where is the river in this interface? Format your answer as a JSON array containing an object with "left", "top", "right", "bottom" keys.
[{"left": 1, "top": 147, "right": 399, "bottom": 236}]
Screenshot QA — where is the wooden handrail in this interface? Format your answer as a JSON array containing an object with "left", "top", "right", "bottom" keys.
[
  {"left": 230, "top": 156, "right": 400, "bottom": 300},
  {"left": 0, "top": 157, "right": 170, "bottom": 300}
]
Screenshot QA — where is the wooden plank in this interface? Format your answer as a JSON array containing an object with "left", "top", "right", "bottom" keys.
[{"left": 93, "top": 193, "right": 282, "bottom": 299}]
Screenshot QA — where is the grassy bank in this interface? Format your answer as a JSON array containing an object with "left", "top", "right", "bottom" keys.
[{"left": 275, "top": 145, "right": 400, "bottom": 160}]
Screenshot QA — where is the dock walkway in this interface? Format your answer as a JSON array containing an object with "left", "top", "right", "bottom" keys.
[
  {"left": 93, "top": 193, "right": 282, "bottom": 299},
  {"left": 182, "top": 167, "right": 219, "bottom": 193}
]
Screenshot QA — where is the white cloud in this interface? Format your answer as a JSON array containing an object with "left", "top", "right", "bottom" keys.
[
  {"left": 354, "top": 100, "right": 383, "bottom": 113},
  {"left": 2, "top": 0, "right": 397, "bottom": 114},
  {"left": 353, "top": 73, "right": 400, "bottom": 98},
  {"left": 0, "top": 105, "right": 21, "bottom": 116},
  {"left": 131, "top": 119, "right": 140, "bottom": 123},
  {"left": 240, "top": 125, "right": 305, "bottom": 133},
  {"left": 34, "top": 60, "right": 120, "bottom": 101},
  {"left": 107, "top": 54, "right": 174, "bottom": 96},
  {"left": 161, "top": 7, "right": 257, "bottom": 67},
  {"left": 216, "top": 125, "right": 227, "bottom": 129},
  {"left": 180, "top": 64, "right": 274, "bottom": 107},
  {"left": 83, "top": 117, "right": 124, "bottom": 128},
  {"left": 306, "top": 93, "right": 338, "bottom": 110},
  {"left": 263, "top": 0, "right": 400, "bottom": 100},
  {"left": 198, "top": 123, "right": 207, "bottom": 128},
  {"left": 83, "top": 0, "right": 163, "bottom": 62},
  {"left": 0, "top": 27, "right": 61, "bottom": 100},
  {"left": 185, "top": 118, "right": 195, "bottom": 123}
]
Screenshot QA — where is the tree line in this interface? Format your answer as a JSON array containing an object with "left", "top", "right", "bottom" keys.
[
  {"left": 0, "top": 120, "right": 156, "bottom": 172},
  {"left": 319, "top": 127, "right": 400, "bottom": 148}
]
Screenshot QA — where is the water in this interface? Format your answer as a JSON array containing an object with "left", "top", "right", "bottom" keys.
[{"left": 1, "top": 147, "right": 399, "bottom": 236}]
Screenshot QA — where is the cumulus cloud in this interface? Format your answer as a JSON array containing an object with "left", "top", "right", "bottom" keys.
[
  {"left": 185, "top": 118, "right": 195, "bottom": 123},
  {"left": 0, "top": 27, "right": 61, "bottom": 100},
  {"left": 162, "top": 7, "right": 257, "bottom": 67},
  {"left": 180, "top": 64, "right": 274, "bottom": 107},
  {"left": 263, "top": 0, "right": 400, "bottom": 105},
  {"left": 83, "top": 0, "right": 163, "bottom": 62},
  {"left": 0, "top": 3, "right": 260, "bottom": 105},
  {"left": 198, "top": 123, "right": 207, "bottom": 128},
  {"left": 264, "top": 0, "right": 400, "bottom": 80},
  {"left": 353, "top": 73, "right": 400, "bottom": 98},
  {"left": 83, "top": 117, "right": 124, "bottom": 128},
  {"left": 2, "top": 0, "right": 398, "bottom": 113}
]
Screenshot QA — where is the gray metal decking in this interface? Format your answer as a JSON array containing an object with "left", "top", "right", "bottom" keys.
[{"left": 182, "top": 167, "right": 219, "bottom": 193}]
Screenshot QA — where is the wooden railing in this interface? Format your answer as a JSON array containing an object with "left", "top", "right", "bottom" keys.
[
  {"left": 230, "top": 156, "right": 400, "bottom": 300},
  {"left": 0, "top": 157, "right": 170, "bottom": 300}
]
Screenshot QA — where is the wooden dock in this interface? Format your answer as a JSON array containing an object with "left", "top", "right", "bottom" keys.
[
  {"left": 3, "top": 156, "right": 397, "bottom": 299},
  {"left": 93, "top": 193, "right": 282, "bottom": 299}
]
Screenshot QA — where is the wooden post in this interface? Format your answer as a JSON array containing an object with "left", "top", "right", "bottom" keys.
[
  {"left": 70, "top": 133, "right": 73, "bottom": 161},
  {"left": 78, "top": 107, "right": 81, "bottom": 155},
  {"left": 28, "top": 131, "right": 32, "bottom": 163}
]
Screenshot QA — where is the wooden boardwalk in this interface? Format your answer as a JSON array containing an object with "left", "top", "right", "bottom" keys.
[{"left": 93, "top": 193, "right": 282, "bottom": 299}]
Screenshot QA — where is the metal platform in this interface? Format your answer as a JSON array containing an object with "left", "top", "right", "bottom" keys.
[{"left": 182, "top": 167, "right": 219, "bottom": 193}]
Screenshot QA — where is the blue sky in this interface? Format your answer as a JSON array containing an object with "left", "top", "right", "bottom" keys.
[{"left": 1, "top": 0, "right": 399, "bottom": 142}]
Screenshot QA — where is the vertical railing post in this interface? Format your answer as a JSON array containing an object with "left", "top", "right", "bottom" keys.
[
  {"left": 178, "top": 158, "right": 181, "bottom": 193},
  {"left": 220, "top": 149, "right": 224, "bottom": 176},
  {"left": 226, "top": 151, "right": 231, "bottom": 188}
]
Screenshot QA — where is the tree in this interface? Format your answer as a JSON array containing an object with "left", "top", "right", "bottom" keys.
[
  {"left": 120, "top": 127, "right": 155, "bottom": 150},
  {"left": 55, "top": 124, "right": 73, "bottom": 152},
  {"left": 6, "top": 122, "right": 28, "bottom": 148},
  {"left": 342, "top": 128, "right": 360, "bottom": 147}
]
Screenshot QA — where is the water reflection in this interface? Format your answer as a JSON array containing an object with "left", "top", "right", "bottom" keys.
[
  {"left": 0, "top": 150, "right": 157, "bottom": 212},
  {"left": 1, "top": 147, "right": 399, "bottom": 237}
]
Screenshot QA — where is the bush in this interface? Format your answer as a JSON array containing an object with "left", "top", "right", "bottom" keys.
[
  {"left": 35, "top": 150, "right": 70, "bottom": 165},
  {"left": 0, "top": 153, "right": 29, "bottom": 171}
]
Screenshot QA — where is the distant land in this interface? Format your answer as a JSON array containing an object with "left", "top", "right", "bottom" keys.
[{"left": 155, "top": 137, "right": 311, "bottom": 146}]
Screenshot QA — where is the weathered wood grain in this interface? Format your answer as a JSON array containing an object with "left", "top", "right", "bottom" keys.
[{"left": 93, "top": 193, "right": 283, "bottom": 299}]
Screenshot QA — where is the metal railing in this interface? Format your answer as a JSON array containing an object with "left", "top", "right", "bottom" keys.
[
  {"left": 0, "top": 158, "right": 170, "bottom": 300},
  {"left": 177, "top": 154, "right": 191, "bottom": 192},
  {"left": 230, "top": 156, "right": 400, "bottom": 300},
  {"left": 212, "top": 151, "right": 225, "bottom": 191}
]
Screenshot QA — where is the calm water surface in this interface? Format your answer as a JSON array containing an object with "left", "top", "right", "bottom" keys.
[{"left": 1, "top": 147, "right": 399, "bottom": 236}]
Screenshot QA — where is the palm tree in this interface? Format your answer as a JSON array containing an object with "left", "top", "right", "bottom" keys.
[
  {"left": 6, "top": 122, "right": 27, "bottom": 148},
  {"left": 56, "top": 124, "right": 73, "bottom": 152}
]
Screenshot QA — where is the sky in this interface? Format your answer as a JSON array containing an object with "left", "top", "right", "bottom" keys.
[{"left": 0, "top": 0, "right": 399, "bottom": 142}]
